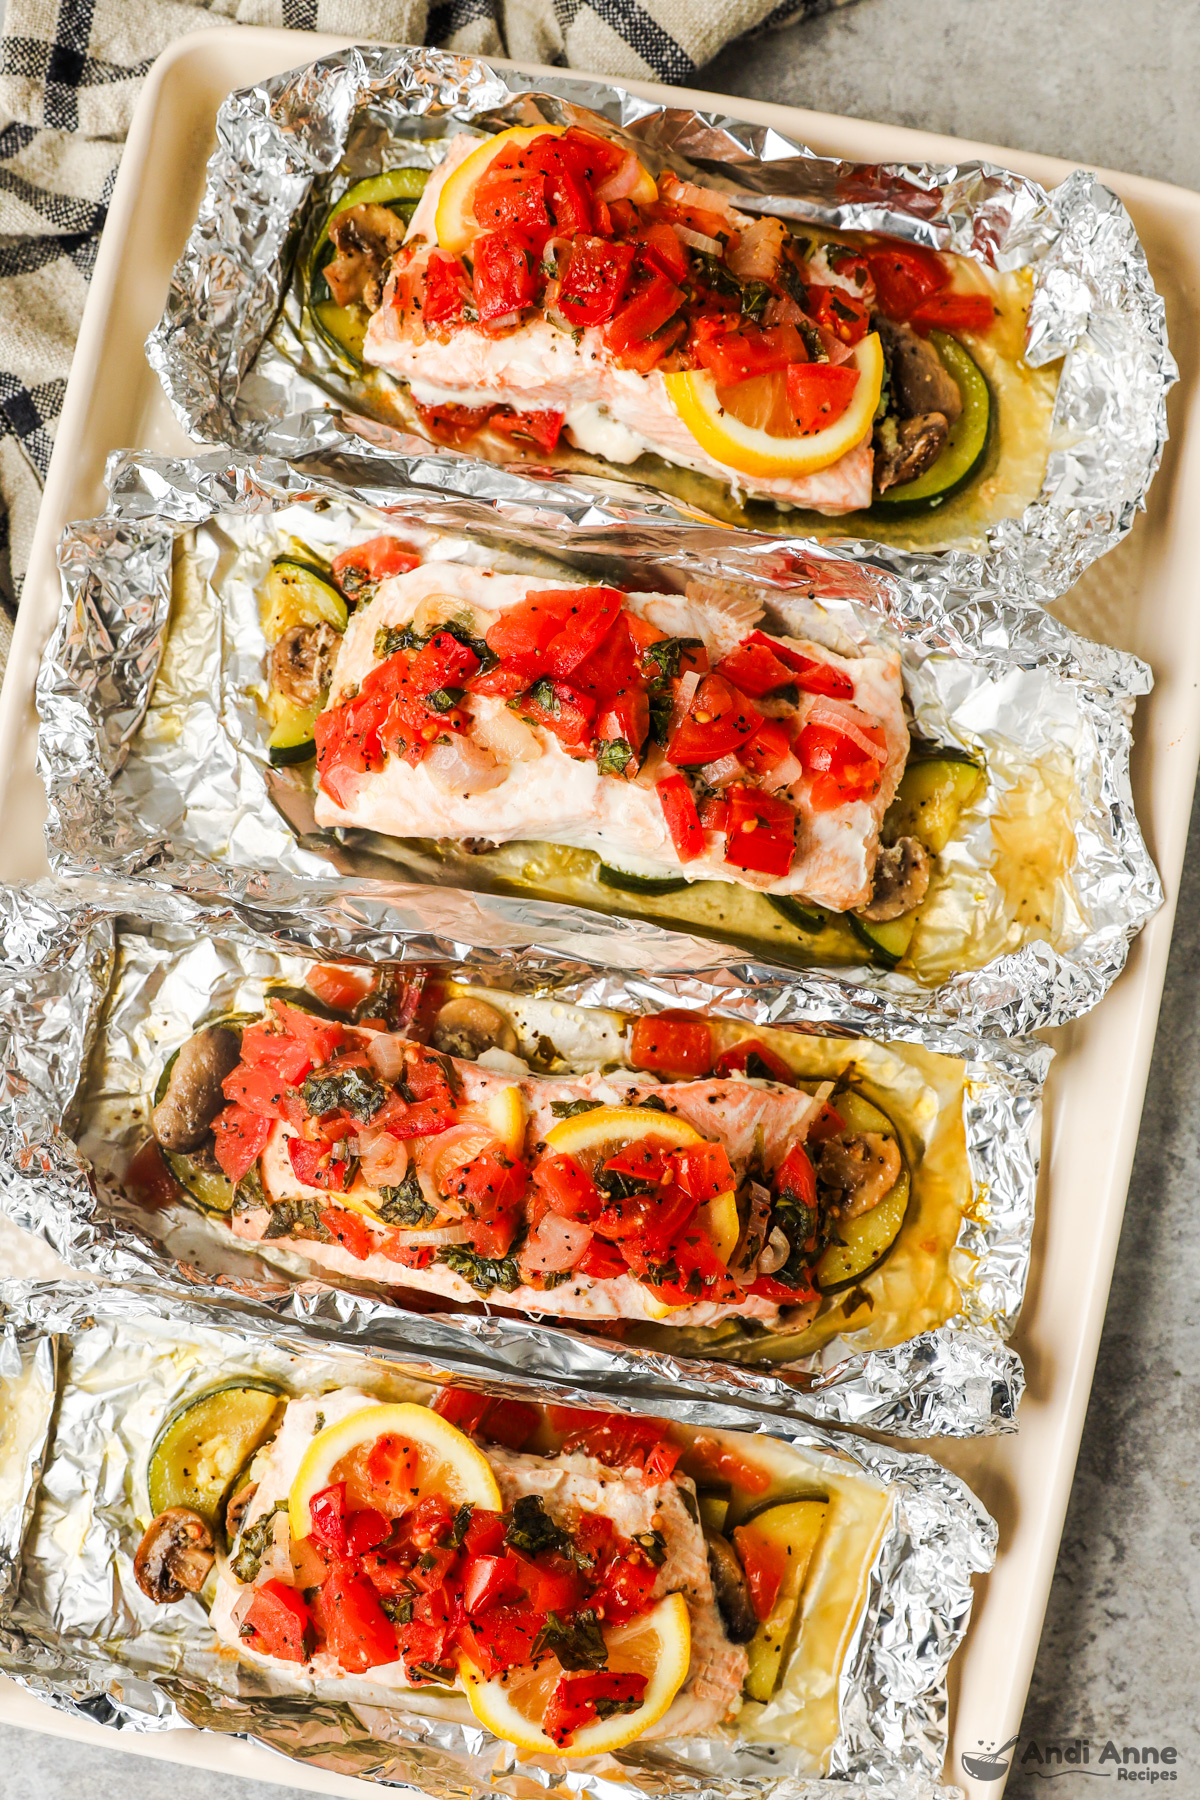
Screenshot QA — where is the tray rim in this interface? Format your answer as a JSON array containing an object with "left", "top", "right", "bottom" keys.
[{"left": 1, "top": 24, "right": 1200, "bottom": 1800}]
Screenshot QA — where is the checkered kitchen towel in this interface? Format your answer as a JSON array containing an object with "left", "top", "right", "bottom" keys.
[{"left": 0, "top": 0, "right": 851, "bottom": 662}]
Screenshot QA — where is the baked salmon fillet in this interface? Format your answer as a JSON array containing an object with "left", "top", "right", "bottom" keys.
[{"left": 310, "top": 559, "right": 909, "bottom": 913}]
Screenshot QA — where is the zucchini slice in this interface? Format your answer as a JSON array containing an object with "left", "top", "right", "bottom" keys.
[
  {"left": 268, "top": 696, "right": 319, "bottom": 766},
  {"left": 735, "top": 1499, "right": 829, "bottom": 1703},
  {"left": 815, "top": 1169, "right": 910, "bottom": 1293},
  {"left": 308, "top": 167, "right": 430, "bottom": 368},
  {"left": 873, "top": 331, "right": 991, "bottom": 513},
  {"left": 148, "top": 1381, "right": 283, "bottom": 1530},
  {"left": 884, "top": 750, "right": 985, "bottom": 856},
  {"left": 597, "top": 862, "right": 690, "bottom": 896},
  {"left": 850, "top": 910, "right": 918, "bottom": 968},
  {"left": 764, "top": 893, "right": 829, "bottom": 934},
  {"left": 261, "top": 558, "right": 348, "bottom": 642}
]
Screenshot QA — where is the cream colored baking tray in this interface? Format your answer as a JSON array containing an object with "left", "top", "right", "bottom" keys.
[{"left": 0, "top": 27, "right": 1198, "bottom": 1799}]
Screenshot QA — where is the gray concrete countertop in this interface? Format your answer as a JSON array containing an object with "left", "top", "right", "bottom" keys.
[{"left": 2, "top": 3, "right": 1197, "bottom": 1794}]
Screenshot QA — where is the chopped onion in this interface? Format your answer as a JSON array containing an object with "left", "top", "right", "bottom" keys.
[
  {"left": 763, "top": 750, "right": 805, "bottom": 794},
  {"left": 699, "top": 753, "right": 743, "bottom": 788},
  {"left": 756, "top": 1224, "right": 792, "bottom": 1277},
  {"left": 358, "top": 1127, "right": 409, "bottom": 1189},
  {"left": 518, "top": 1212, "right": 593, "bottom": 1279},
  {"left": 728, "top": 216, "right": 786, "bottom": 283},
  {"left": 672, "top": 223, "right": 723, "bottom": 258},
  {"left": 366, "top": 1033, "right": 408, "bottom": 1083},
  {"left": 425, "top": 733, "right": 506, "bottom": 795},
  {"left": 805, "top": 697, "right": 889, "bottom": 764},
  {"left": 386, "top": 1221, "right": 473, "bottom": 1247},
  {"left": 472, "top": 701, "right": 542, "bottom": 764},
  {"left": 594, "top": 151, "right": 643, "bottom": 205},
  {"left": 660, "top": 171, "right": 738, "bottom": 223},
  {"left": 665, "top": 669, "right": 701, "bottom": 746}
]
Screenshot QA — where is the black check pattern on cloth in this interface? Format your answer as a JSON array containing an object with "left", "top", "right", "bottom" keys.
[{"left": 0, "top": 0, "right": 851, "bottom": 653}]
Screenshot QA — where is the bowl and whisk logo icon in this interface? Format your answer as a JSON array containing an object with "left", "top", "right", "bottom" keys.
[{"left": 962, "top": 1734, "right": 1021, "bottom": 1781}]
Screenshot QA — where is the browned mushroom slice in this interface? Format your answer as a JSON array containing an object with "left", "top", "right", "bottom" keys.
[
  {"left": 873, "top": 413, "right": 951, "bottom": 493},
  {"left": 860, "top": 836, "right": 930, "bottom": 922},
  {"left": 133, "top": 1507, "right": 216, "bottom": 1604},
  {"left": 877, "top": 318, "right": 963, "bottom": 424},
  {"left": 324, "top": 203, "right": 410, "bottom": 310},
  {"left": 151, "top": 1025, "right": 241, "bottom": 1154},
  {"left": 270, "top": 621, "right": 341, "bottom": 710},
  {"left": 816, "top": 1132, "right": 904, "bottom": 1219},
  {"left": 225, "top": 1481, "right": 259, "bottom": 1542},
  {"left": 431, "top": 997, "right": 518, "bottom": 1061},
  {"left": 705, "top": 1529, "right": 758, "bottom": 1644}
]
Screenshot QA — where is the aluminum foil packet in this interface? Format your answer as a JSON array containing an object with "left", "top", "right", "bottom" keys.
[
  {"left": 0, "top": 1279, "right": 994, "bottom": 1795},
  {"left": 0, "top": 880, "right": 1046, "bottom": 1438},
  {"left": 37, "top": 447, "right": 1160, "bottom": 1038},
  {"left": 145, "top": 44, "right": 1176, "bottom": 603}
]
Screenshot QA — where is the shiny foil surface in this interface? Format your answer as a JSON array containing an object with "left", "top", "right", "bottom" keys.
[
  {"left": 0, "top": 1280, "right": 994, "bottom": 1795},
  {"left": 38, "top": 449, "right": 1161, "bottom": 1036},
  {"left": 0, "top": 882, "right": 1047, "bottom": 1437},
  {"left": 145, "top": 45, "right": 1176, "bottom": 602}
]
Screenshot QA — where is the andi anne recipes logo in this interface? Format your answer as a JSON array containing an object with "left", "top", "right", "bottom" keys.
[{"left": 962, "top": 1735, "right": 1184, "bottom": 1784}]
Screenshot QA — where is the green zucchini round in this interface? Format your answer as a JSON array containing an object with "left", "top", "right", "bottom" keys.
[
  {"left": 872, "top": 331, "right": 992, "bottom": 515},
  {"left": 148, "top": 1381, "right": 284, "bottom": 1532},
  {"left": 764, "top": 894, "right": 829, "bottom": 934},
  {"left": 308, "top": 167, "right": 430, "bottom": 369},
  {"left": 597, "top": 863, "right": 691, "bottom": 896}
]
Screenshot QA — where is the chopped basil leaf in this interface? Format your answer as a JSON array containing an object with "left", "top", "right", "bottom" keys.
[
  {"left": 301, "top": 1065, "right": 386, "bottom": 1123},
  {"left": 378, "top": 1169, "right": 437, "bottom": 1228},
  {"left": 549, "top": 1099, "right": 603, "bottom": 1119},
  {"left": 231, "top": 1499, "right": 287, "bottom": 1584},
  {"left": 424, "top": 685, "right": 465, "bottom": 712},
  {"left": 505, "top": 1494, "right": 571, "bottom": 1559},
  {"left": 595, "top": 737, "right": 633, "bottom": 777},
  {"left": 437, "top": 1242, "right": 524, "bottom": 1294},
  {"left": 533, "top": 1608, "right": 609, "bottom": 1671}
]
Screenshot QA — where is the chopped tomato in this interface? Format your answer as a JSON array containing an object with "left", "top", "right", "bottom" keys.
[
  {"left": 698, "top": 791, "right": 729, "bottom": 832},
  {"left": 463, "top": 1553, "right": 524, "bottom": 1616},
  {"left": 786, "top": 362, "right": 860, "bottom": 434},
  {"left": 287, "top": 1134, "right": 352, "bottom": 1193},
  {"left": 601, "top": 268, "right": 684, "bottom": 365},
  {"left": 604, "top": 1140, "right": 671, "bottom": 1184},
  {"left": 320, "top": 1204, "right": 374, "bottom": 1259},
  {"left": 379, "top": 1044, "right": 459, "bottom": 1137},
  {"left": 443, "top": 1147, "right": 528, "bottom": 1222},
  {"left": 211, "top": 1105, "right": 271, "bottom": 1182},
  {"left": 557, "top": 235, "right": 635, "bottom": 327},
  {"left": 408, "top": 630, "right": 480, "bottom": 696},
  {"left": 596, "top": 1555, "right": 656, "bottom": 1622},
  {"left": 751, "top": 1267, "right": 818, "bottom": 1305},
  {"left": 577, "top": 1237, "right": 628, "bottom": 1280},
  {"left": 422, "top": 248, "right": 466, "bottom": 328},
  {"left": 670, "top": 1141, "right": 736, "bottom": 1201},
  {"left": 907, "top": 290, "right": 995, "bottom": 334},
  {"left": 713, "top": 1038, "right": 796, "bottom": 1085},
  {"left": 519, "top": 1551, "right": 584, "bottom": 1615},
  {"left": 749, "top": 631, "right": 853, "bottom": 699},
  {"left": 723, "top": 784, "right": 796, "bottom": 879},
  {"left": 330, "top": 536, "right": 421, "bottom": 600},
  {"left": 241, "top": 1579, "right": 314, "bottom": 1663},
  {"left": 684, "top": 1432, "right": 772, "bottom": 1494},
  {"left": 862, "top": 241, "right": 948, "bottom": 321},
  {"left": 806, "top": 285, "right": 870, "bottom": 345},
  {"left": 655, "top": 771, "right": 704, "bottom": 862},
  {"left": 797, "top": 716, "right": 888, "bottom": 810},
  {"left": 456, "top": 1600, "right": 542, "bottom": 1679},
  {"left": 807, "top": 1099, "right": 845, "bottom": 1142},
  {"left": 694, "top": 320, "right": 807, "bottom": 385},
  {"left": 715, "top": 637, "right": 796, "bottom": 698},
  {"left": 667, "top": 674, "right": 763, "bottom": 766},
  {"left": 549, "top": 1407, "right": 680, "bottom": 1483},
  {"left": 775, "top": 1140, "right": 817, "bottom": 1208},
  {"left": 410, "top": 1546, "right": 458, "bottom": 1593},
  {"left": 319, "top": 1565, "right": 398, "bottom": 1673},
  {"left": 637, "top": 219, "right": 690, "bottom": 284},
  {"left": 534, "top": 1153, "right": 603, "bottom": 1223},
  {"left": 304, "top": 962, "right": 376, "bottom": 1014},
  {"left": 240, "top": 1000, "right": 346, "bottom": 1081},
  {"left": 469, "top": 1209, "right": 521, "bottom": 1259},
  {"left": 472, "top": 157, "right": 551, "bottom": 242},
  {"left": 379, "top": 1234, "right": 435, "bottom": 1269},
  {"left": 345, "top": 1508, "right": 391, "bottom": 1557},
  {"left": 488, "top": 407, "right": 565, "bottom": 452},
  {"left": 538, "top": 586, "right": 625, "bottom": 680},
  {"left": 629, "top": 1011, "right": 713, "bottom": 1079},
  {"left": 626, "top": 1221, "right": 739, "bottom": 1305},
  {"left": 315, "top": 683, "right": 391, "bottom": 806},
  {"left": 739, "top": 715, "right": 793, "bottom": 779},
  {"left": 307, "top": 1481, "right": 348, "bottom": 1555},
  {"left": 731, "top": 1523, "right": 787, "bottom": 1621},
  {"left": 596, "top": 690, "right": 650, "bottom": 768},
  {"left": 413, "top": 399, "right": 497, "bottom": 445},
  {"left": 484, "top": 590, "right": 575, "bottom": 675},
  {"left": 472, "top": 230, "right": 539, "bottom": 325},
  {"left": 463, "top": 1507, "right": 509, "bottom": 1556},
  {"left": 545, "top": 1671, "right": 648, "bottom": 1748},
  {"left": 529, "top": 135, "right": 595, "bottom": 237},
  {"left": 514, "top": 678, "right": 595, "bottom": 752},
  {"left": 599, "top": 1181, "right": 696, "bottom": 1251},
  {"left": 221, "top": 1060, "right": 290, "bottom": 1118}
]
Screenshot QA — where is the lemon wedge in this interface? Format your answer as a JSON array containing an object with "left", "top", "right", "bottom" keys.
[
  {"left": 435, "top": 124, "right": 657, "bottom": 255},
  {"left": 697, "top": 1190, "right": 740, "bottom": 1264},
  {"left": 663, "top": 332, "right": 883, "bottom": 480},
  {"left": 462, "top": 1591, "right": 691, "bottom": 1756},
  {"left": 288, "top": 1403, "right": 500, "bottom": 1541}
]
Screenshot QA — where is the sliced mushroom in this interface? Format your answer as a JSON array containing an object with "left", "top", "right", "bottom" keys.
[
  {"left": 861, "top": 836, "right": 930, "bottom": 922},
  {"left": 431, "top": 997, "right": 518, "bottom": 1060},
  {"left": 873, "top": 412, "right": 951, "bottom": 493},
  {"left": 324, "top": 203, "right": 410, "bottom": 310},
  {"left": 225, "top": 1481, "right": 259, "bottom": 1542},
  {"left": 151, "top": 1025, "right": 241, "bottom": 1154},
  {"left": 877, "top": 318, "right": 963, "bottom": 423},
  {"left": 729, "top": 1180, "right": 773, "bottom": 1287},
  {"left": 756, "top": 1223, "right": 792, "bottom": 1278},
  {"left": 133, "top": 1506, "right": 215, "bottom": 1604},
  {"left": 816, "top": 1132, "right": 903, "bottom": 1219},
  {"left": 705, "top": 1530, "right": 758, "bottom": 1644},
  {"left": 270, "top": 621, "right": 340, "bottom": 709}
]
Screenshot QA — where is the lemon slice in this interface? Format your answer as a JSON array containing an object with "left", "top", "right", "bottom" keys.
[
  {"left": 462, "top": 1591, "right": 691, "bottom": 1756},
  {"left": 544, "top": 1103, "right": 702, "bottom": 1165},
  {"left": 478, "top": 1082, "right": 527, "bottom": 1156},
  {"left": 288, "top": 1403, "right": 501, "bottom": 1540},
  {"left": 435, "top": 124, "right": 657, "bottom": 255},
  {"left": 697, "top": 1190, "right": 739, "bottom": 1263},
  {"left": 663, "top": 332, "right": 883, "bottom": 480}
]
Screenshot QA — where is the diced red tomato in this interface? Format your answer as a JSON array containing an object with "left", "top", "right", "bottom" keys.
[
  {"left": 534, "top": 1153, "right": 603, "bottom": 1223},
  {"left": 463, "top": 1553, "right": 524, "bottom": 1616},
  {"left": 807, "top": 1099, "right": 845, "bottom": 1142},
  {"left": 629, "top": 1011, "right": 713, "bottom": 1079},
  {"left": 240, "top": 1001, "right": 346, "bottom": 1081},
  {"left": 577, "top": 1237, "right": 629, "bottom": 1280},
  {"left": 575, "top": 1511, "right": 616, "bottom": 1567},
  {"left": 378, "top": 1044, "right": 459, "bottom": 1137},
  {"left": 484, "top": 590, "right": 575, "bottom": 675},
  {"left": 907, "top": 290, "right": 995, "bottom": 334},
  {"left": 637, "top": 218, "right": 690, "bottom": 285},
  {"left": 472, "top": 230, "right": 539, "bottom": 325},
  {"left": 751, "top": 1267, "right": 818, "bottom": 1305},
  {"left": 806, "top": 285, "right": 870, "bottom": 345},
  {"left": 538, "top": 586, "right": 625, "bottom": 680},
  {"left": 599, "top": 1181, "right": 696, "bottom": 1251},
  {"left": 731, "top": 1524, "right": 787, "bottom": 1621},
  {"left": 488, "top": 407, "right": 565, "bottom": 452},
  {"left": 670, "top": 1141, "right": 736, "bottom": 1202},
  {"left": 601, "top": 269, "right": 684, "bottom": 365},
  {"left": 716, "top": 637, "right": 796, "bottom": 698},
  {"left": 307, "top": 1481, "right": 348, "bottom": 1555},
  {"left": 408, "top": 630, "right": 480, "bottom": 696},
  {"left": 514, "top": 678, "right": 595, "bottom": 752},
  {"left": 379, "top": 1234, "right": 434, "bottom": 1269},
  {"left": 413, "top": 399, "right": 497, "bottom": 445},
  {"left": 463, "top": 1507, "right": 508, "bottom": 1557},
  {"left": 713, "top": 1038, "right": 796, "bottom": 1085},
  {"left": 395, "top": 1615, "right": 451, "bottom": 1677},
  {"left": 330, "top": 536, "right": 421, "bottom": 599},
  {"left": 738, "top": 715, "right": 793, "bottom": 779},
  {"left": 544, "top": 1671, "right": 648, "bottom": 1746},
  {"left": 604, "top": 1139, "right": 671, "bottom": 1184},
  {"left": 469, "top": 1210, "right": 522, "bottom": 1259},
  {"left": 430, "top": 1388, "right": 539, "bottom": 1452},
  {"left": 694, "top": 320, "right": 807, "bottom": 385},
  {"left": 596, "top": 689, "right": 650, "bottom": 768},
  {"left": 472, "top": 157, "right": 551, "bottom": 242},
  {"left": 431, "top": 1387, "right": 493, "bottom": 1434},
  {"left": 520, "top": 1551, "right": 584, "bottom": 1616},
  {"left": 319, "top": 1565, "right": 398, "bottom": 1673},
  {"left": 456, "top": 1600, "right": 542, "bottom": 1679},
  {"left": 304, "top": 962, "right": 376, "bottom": 1014},
  {"left": 410, "top": 1546, "right": 458, "bottom": 1593},
  {"left": 315, "top": 687, "right": 390, "bottom": 805},
  {"left": 345, "top": 1508, "right": 391, "bottom": 1557},
  {"left": 221, "top": 1060, "right": 289, "bottom": 1118},
  {"left": 684, "top": 1432, "right": 772, "bottom": 1494},
  {"left": 723, "top": 784, "right": 796, "bottom": 879},
  {"left": 422, "top": 248, "right": 466, "bottom": 328},
  {"left": 211, "top": 1105, "right": 271, "bottom": 1182},
  {"left": 548, "top": 1407, "right": 680, "bottom": 1484},
  {"left": 749, "top": 631, "right": 853, "bottom": 699},
  {"left": 775, "top": 1141, "right": 817, "bottom": 1208},
  {"left": 443, "top": 1146, "right": 528, "bottom": 1221},
  {"left": 698, "top": 791, "right": 729, "bottom": 832},
  {"left": 241, "top": 1579, "right": 314, "bottom": 1663},
  {"left": 655, "top": 770, "right": 704, "bottom": 862},
  {"left": 557, "top": 236, "right": 635, "bottom": 328},
  {"left": 530, "top": 136, "right": 595, "bottom": 237},
  {"left": 862, "top": 241, "right": 949, "bottom": 321},
  {"left": 797, "top": 716, "right": 888, "bottom": 810},
  {"left": 667, "top": 674, "right": 763, "bottom": 766},
  {"left": 320, "top": 1204, "right": 374, "bottom": 1259},
  {"left": 596, "top": 1555, "right": 656, "bottom": 1623},
  {"left": 287, "top": 1134, "right": 352, "bottom": 1193},
  {"left": 786, "top": 362, "right": 860, "bottom": 434}
]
